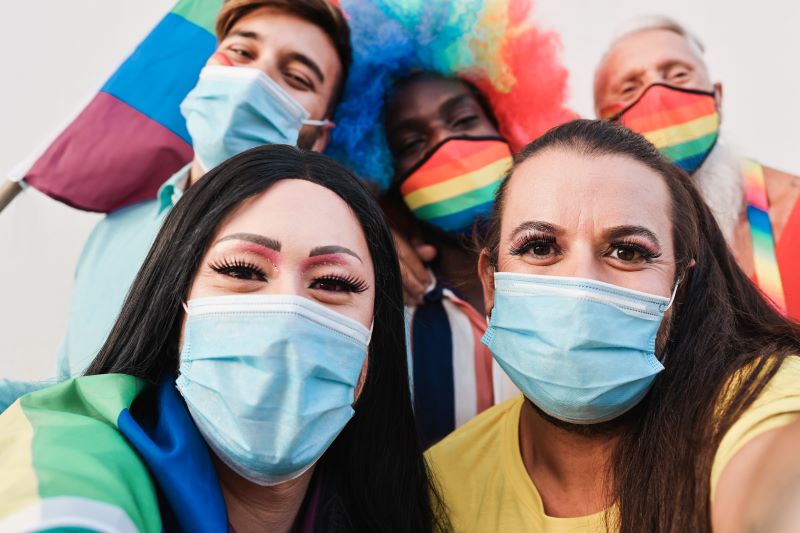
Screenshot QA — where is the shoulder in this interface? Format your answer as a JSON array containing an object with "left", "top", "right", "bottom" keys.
[
  {"left": 712, "top": 356, "right": 800, "bottom": 496},
  {"left": 74, "top": 196, "right": 162, "bottom": 289},
  {"left": 0, "top": 375, "right": 161, "bottom": 532},
  {"left": 427, "top": 395, "right": 523, "bottom": 484},
  {"left": 77, "top": 198, "right": 160, "bottom": 269},
  {"left": 763, "top": 165, "right": 800, "bottom": 237}
]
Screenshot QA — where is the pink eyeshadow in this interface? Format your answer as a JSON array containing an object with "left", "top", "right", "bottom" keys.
[{"left": 300, "top": 254, "right": 349, "bottom": 273}]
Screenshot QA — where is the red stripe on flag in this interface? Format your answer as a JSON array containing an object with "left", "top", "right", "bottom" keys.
[{"left": 25, "top": 92, "right": 193, "bottom": 212}]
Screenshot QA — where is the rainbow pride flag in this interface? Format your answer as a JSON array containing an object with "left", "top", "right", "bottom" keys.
[
  {"left": 10, "top": 0, "right": 223, "bottom": 212},
  {"left": 400, "top": 138, "right": 513, "bottom": 233},
  {"left": 0, "top": 375, "right": 228, "bottom": 531},
  {"left": 742, "top": 159, "right": 787, "bottom": 314}
]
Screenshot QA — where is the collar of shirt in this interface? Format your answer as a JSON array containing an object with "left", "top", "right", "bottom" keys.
[{"left": 157, "top": 163, "right": 192, "bottom": 214}]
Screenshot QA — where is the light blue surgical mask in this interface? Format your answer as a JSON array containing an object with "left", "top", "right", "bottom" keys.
[
  {"left": 180, "top": 65, "right": 330, "bottom": 172},
  {"left": 482, "top": 272, "right": 679, "bottom": 424},
  {"left": 176, "top": 294, "right": 370, "bottom": 485}
]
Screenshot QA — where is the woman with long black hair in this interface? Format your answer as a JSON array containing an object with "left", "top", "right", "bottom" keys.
[
  {"left": 0, "top": 145, "right": 448, "bottom": 533},
  {"left": 427, "top": 119, "right": 800, "bottom": 532}
]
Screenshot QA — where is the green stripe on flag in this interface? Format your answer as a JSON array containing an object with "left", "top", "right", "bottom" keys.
[
  {"left": 659, "top": 132, "right": 717, "bottom": 162},
  {"left": 172, "top": 0, "right": 224, "bottom": 35},
  {"left": 414, "top": 180, "right": 501, "bottom": 220},
  {"left": 22, "top": 375, "right": 160, "bottom": 533}
]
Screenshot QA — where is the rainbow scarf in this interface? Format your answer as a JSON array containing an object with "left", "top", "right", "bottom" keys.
[
  {"left": 605, "top": 84, "right": 720, "bottom": 174},
  {"left": 0, "top": 375, "right": 228, "bottom": 532},
  {"left": 398, "top": 137, "right": 512, "bottom": 234},
  {"left": 743, "top": 160, "right": 787, "bottom": 314},
  {"left": 11, "top": 0, "right": 223, "bottom": 212}
]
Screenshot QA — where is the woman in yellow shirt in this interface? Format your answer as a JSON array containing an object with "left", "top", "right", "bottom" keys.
[{"left": 426, "top": 119, "right": 800, "bottom": 532}]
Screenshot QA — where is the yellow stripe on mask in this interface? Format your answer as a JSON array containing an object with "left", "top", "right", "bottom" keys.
[
  {"left": 404, "top": 157, "right": 512, "bottom": 211},
  {"left": 643, "top": 113, "right": 719, "bottom": 149}
]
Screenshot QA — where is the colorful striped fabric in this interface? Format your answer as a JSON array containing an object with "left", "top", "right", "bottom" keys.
[
  {"left": 742, "top": 160, "right": 788, "bottom": 314},
  {"left": 409, "top": 280, "right": 494, "bottom": 448},
  {"left": 11, "top": 0, "right": 223, "bottom": 212},
  {"left": 607, "top": 84, "right": 720, "bottom": 174},
  {"left": 400, "top": 138, "right": 513, "bottom": 233},
  {"left": 0, "top": 374, "right": 231, "bottom": 532}
]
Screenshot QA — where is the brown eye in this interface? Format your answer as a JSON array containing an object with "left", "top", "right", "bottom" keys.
[
  {"left": 532, "top": 243, "right": 553, "bottom": 257},
  {"left": 615, "top": 247, "right": 637, "bottom": 262}
]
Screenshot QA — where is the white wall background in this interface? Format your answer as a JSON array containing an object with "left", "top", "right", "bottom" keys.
[{"left": 1, "top": 0, "right": 798, "bottom": 381}]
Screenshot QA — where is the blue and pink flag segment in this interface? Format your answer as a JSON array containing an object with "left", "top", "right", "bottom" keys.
[{"left": 9, "top": 0, "right": 223, "bottom": 212}]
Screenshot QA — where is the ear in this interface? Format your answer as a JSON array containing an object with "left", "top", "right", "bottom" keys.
[
  {"left": 478, "top": 249, "right": 496, "bottom": 317},
  {"left": 309, "top": 124, "right": 333, "bottom": 153},
  {"left": 713, "top": 82, "right": 724, "bottom": 108}
]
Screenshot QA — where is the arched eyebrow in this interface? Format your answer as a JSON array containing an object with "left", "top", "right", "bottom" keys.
[
  {"left": 510, "top": 220, "right": 564, "bottom": 240},
  {"left": 604, "top": 225, "right": 661, "bottom": 247},
  {"left": 309, "top": 245, "right": 362, "bottom": 263},
  {"left": 216, "top": 233, "right": 281, "bottom": 251},
  {"left": 227, "top": 29, "right": 325, "bottom": 85}
]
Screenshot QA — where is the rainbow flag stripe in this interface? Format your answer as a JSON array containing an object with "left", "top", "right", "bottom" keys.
[
  {"left": 0, "top": 375, "right": 229, "bottom": 531},
  {"left": 617, "top": 85, "right": 720, "bottom": 173},
  {"left": 12, "top": 0, "right": 223, "bottom": 212},
  {"left": 743, "top": 160, "right": 787, "bottom": 314},
  {"left": 400, "top": 139, "right": 512, "bottom": 232}
]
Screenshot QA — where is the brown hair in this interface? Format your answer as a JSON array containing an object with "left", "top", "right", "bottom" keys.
[
  {"left": 215, "top": 0, "right": 353, "bottom": 113},
  {"left": 483, "top": 119, "right": 800, "bottom": 532}
]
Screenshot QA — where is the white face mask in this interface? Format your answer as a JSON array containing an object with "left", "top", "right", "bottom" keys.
[
  {"left": 179, "top": 66, "right": 330, "bottom": 172},
  {"left": 177, "top": 294, "right": 369, "bottom": 485}
]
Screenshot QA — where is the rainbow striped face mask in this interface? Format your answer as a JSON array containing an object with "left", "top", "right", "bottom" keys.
[
  {"left": 605, "top": 83, "right": 720, "bottom": 174},
  {"left": 396, "top": 136, "right": 513, "bottom": 234}
]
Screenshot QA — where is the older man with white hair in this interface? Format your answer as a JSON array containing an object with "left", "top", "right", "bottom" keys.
[{"left": 594, "top": 16, "right": 800, "bottom": 320}]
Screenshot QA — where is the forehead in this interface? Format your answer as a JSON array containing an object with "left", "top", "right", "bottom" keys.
[
  {"left": 385, "top": 77, "right": 477, "bottom": 124},
  {"left": 599, "top": 29, "right": 708, "bottom": 82},
  {"left": 503, "top": 148, "right": 673, "bottom": 235},
  {"left": 215, "top": 179, "right": 368, "bottom": 253},
  {"left": 228, "top": 7, "right": 341, "bottom": 84}
]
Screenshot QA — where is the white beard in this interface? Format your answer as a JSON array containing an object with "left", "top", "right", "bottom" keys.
[{"left": 691, "top": 139, "right": 745, "bottom": 243}]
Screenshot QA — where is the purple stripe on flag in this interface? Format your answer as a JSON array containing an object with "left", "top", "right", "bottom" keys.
[{"left": 25, "top": 92, "right": 193, "bottom": 212}]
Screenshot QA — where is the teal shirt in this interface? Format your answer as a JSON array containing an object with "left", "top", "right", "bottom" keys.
[
  {"left": 60, "top": 165, "right": 190, "bottom": 375},
  {"left": 0, "top": 166, "right": 189, "bottom": 412}
]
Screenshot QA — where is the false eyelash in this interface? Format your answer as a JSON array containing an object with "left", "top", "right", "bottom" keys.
[
  {"left": 209, "top": 257, "right": 267, "bottom": 279},
  {"left": 610, "top": 240, "right": 662, "bottom": 261},
  {"left": 313, "top": 274, "right": 369, "bottom": 294},
  {"left": 508, "top": 233, "right": 557, "bottom": 256}
]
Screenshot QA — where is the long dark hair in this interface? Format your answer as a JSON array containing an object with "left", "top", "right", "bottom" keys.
[
  {"left": 86, "top": 145, "right": 448, "bottom": 532},
  {"left": 483, "top": 119, "right": 800, "bottom": 532}
]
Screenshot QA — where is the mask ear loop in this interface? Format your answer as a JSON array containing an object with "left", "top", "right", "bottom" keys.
[
  {"left": 302, "top": 118, "right": 333, "bottom": 127},
  {"left": 660, "top": 275, "right": 684, "bottom": 313},
  {"left": 182, "top": 302, "right": 190, "bottom": 314}
]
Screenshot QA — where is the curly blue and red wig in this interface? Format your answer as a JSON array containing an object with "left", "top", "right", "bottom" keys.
[{"left": 326, "top": 0, "right": 576, "bottom": 191}]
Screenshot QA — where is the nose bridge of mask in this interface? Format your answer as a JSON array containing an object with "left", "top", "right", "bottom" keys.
[
  {"left": 200, "top": 66, "right": 325, "bottom": 125},
  {"left": 185, "top": 293, "right": 371, "bottom": 346},
  {"left": 398, "top": 136, "right": 513, "bottom": 234},
  {"left": 493, "top": 272, "right": 671, "bottom": 320},
  {"left": 613, "top": 83, "right": 720, "bottom": 173}
]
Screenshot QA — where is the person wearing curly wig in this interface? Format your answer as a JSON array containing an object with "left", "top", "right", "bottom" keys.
[{"left": 326, "top": 0, "right": 575, "bottom": 447}]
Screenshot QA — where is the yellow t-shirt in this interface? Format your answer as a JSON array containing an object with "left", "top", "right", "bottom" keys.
[{"left": 426, "top": 356, "right": 800, "bottom": 532}]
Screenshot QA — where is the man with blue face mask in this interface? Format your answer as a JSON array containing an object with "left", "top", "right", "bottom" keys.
[{"left": 0, "top": 0, "right": 352, "bottom": 411}]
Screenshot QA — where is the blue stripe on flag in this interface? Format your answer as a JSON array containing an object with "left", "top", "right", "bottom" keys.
[{"left": 102, "top": 12, "right": 216, "bottom": 143}]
